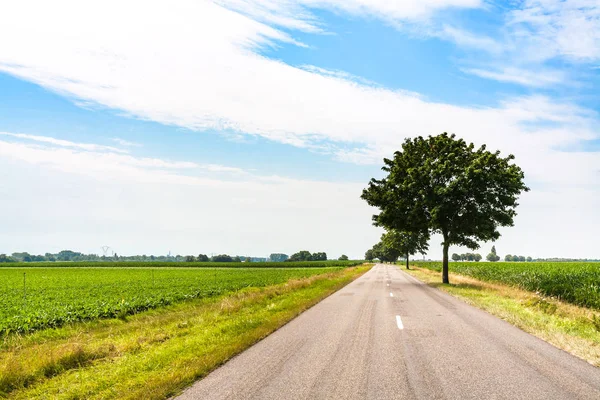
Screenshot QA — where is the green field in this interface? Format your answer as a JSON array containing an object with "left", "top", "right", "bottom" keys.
[
  {"left": 413, "top": 261, "right": 600, "bottom": 309},
  {"left": 0, "top": 262, "right": 357, "bottom": 335},
  {"left": 0, "top": 260, "right": 362, "bottom": 269}
]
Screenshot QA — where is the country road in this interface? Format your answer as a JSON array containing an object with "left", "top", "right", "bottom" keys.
[{"left": 177, "top": 264, "right": 600, "bottom": 399}]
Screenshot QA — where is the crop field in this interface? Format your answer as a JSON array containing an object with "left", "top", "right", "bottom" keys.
[
  {"left": 0, "top": 264, "right": 352, "bottom": 335},
  {"left": 413, "top": 261, "right": 600, "bottom": 309},
  {"left": 5, "top": 260, "right": 362, "bottom": 269}
]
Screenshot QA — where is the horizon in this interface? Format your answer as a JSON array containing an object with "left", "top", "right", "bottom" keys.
[{"left": 1, "top": 1, "right": 599, "bottom": 259}]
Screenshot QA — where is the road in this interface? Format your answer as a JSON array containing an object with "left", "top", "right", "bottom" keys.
[{"left": 177, "top": 264, "right": 600, "bottom": 399}]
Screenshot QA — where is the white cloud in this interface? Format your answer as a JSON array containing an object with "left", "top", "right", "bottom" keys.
[
  {"left": 441, "top": 25, "right": 503, "bottom": 53},
  {"left": 509, "top": 0, "right": 600, "bottom": 62},
  {"left": 462, "top": 66, "right": 569, "bottom": 87},
  {"left": 0, "top": 1, "right": 597, "bottom": 162},
  {"left": 0, "top": 136, "right": 248, "bottom": 176},
  {"left": 0, "top": 131, "right": 127, "bottom": 153},
  {"left": 0, "top": 135, "right": 380, "bottom": 258},
  {"left": 0, "top": 0, "right": 599, "bottom": 257},
  {"left": 217, "top": 0, "right": 482, "bottom": 32},
  {"left": 112, "top": 138, "right": 142, "bottom": 147}
]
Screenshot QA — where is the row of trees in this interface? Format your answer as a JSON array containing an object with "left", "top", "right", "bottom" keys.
[
  {"left": 0, "top": 250, "right": 193, "bottom": 263},
  {"left": 364, "top": 230, "right": 428, "bottom": 269},
  {"left": 0, "top": 251, "right": 347, "bottom": 264},
  {"left": 362, "top": 133, "right": 529, "bottom": 283},
  {"left": 505, "top": 255, "right": 533, "bottom": 262},
  {"left": 287, "top": 251, "right": 327, "bottom": 262},
  {"left": 451, "top": 253, "right": 482, "bottom": 261},
  {"left": 184, "top": 254, "right": 244, "bottom": 262}
]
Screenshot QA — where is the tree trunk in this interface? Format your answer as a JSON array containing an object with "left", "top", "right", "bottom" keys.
[
  {"left": 442, "top": 241, "right": 450, "bottom": 284},
  {"left": 406, "top": 253, "right": 409, "bottom": 269}
]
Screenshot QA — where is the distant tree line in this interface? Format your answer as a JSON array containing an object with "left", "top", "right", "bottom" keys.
[
  {"left": 451, "top": 253, "right": 482, "bottom": 262},
  {"left": 504, "top": 255, "right": 532, "bottom": 262},
  {"left": 287, "top": 251, "right": 327, "bottom": 262},
  {"left": 0, "top": 251, "right": 292, "bottom": 263}
]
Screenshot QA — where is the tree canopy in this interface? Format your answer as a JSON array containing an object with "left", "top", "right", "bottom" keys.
[
  {"left": 362, "top": 133, "right": 528, "bottom": 283},
  {"left": 288, "top": 251, "right": 328, "bottom": 262},
  {"left": 381, "top": 230, "right": 429, "bottom": 269}
]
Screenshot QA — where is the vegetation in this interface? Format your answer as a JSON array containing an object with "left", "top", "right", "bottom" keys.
[
  {"left": 451, "top": 253, "right": 482, "bottom": 261},
  {"left": 0, "top": 260, "right": 359, "bottom": 269},
  {"left": 0, "top": 266, "right": 370, "bottom": 399},
  {"left": 269, "top": 253, "right": 289, "bottom": 262},
  {"left": 367, "top": 230, "right": 429, "bottom": 268},
  {"left": 362, "top": 133, "right": 529, "bottom": 283},
  {"left": 288, "top": 251, "right": 328, "bottom": 262},
  {"left": 413, "top": 261, "right": 600, "bottom": 310},
  {"left": 2, "top": 251, "right": 292, "bottom": 264},
  {"left": 0, "top": 264, "right": 359, "bottom": 335},
  {"left": 504, "top": 255, "right": 532, "bottom": 262},
  {"left": 486, "top": 245, "right": 500, "bottom": 262}
]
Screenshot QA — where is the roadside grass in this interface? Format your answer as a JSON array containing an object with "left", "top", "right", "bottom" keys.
[
  {"left": 0, "top": 266, "right": 370, "bottom": 399},
  {"left": 404, "top": 266, "right": 600, "bottom": 367}
]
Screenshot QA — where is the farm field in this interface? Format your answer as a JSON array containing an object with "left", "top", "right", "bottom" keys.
[
  {"left": 0, "top": 265, "right": 369, "bottom": 399},
  {"left": 0, "top": 263, "right": 357, "bottom": 335},
  {"left": 413, "top": 261, "right": 600, "bottom": 309},
  {"left": 2, "top": 260, "right": 362, "bottom": 269}
]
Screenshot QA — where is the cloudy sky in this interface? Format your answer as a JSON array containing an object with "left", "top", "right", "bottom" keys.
[{"left": 1, "top": 0, "right": 599, "bottom": 259}]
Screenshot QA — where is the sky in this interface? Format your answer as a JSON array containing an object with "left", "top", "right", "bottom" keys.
[{"left": 1, "top": 0, "right": 599, "bottom": 260}]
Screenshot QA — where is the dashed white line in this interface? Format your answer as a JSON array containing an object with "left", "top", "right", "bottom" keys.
[
  {"left": 396, "top": 315, "right": 404, "bottom": 330},
  {"left": 389, "top": 292, "right": 394, "bottom": 297}
]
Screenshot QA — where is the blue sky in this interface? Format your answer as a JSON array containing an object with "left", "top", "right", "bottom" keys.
[{"left": 1, "top": 0, "right": 599, "bottom": 259}]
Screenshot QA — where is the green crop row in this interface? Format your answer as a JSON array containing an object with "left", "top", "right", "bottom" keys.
[
  {"left": 0, "top": 260, "right": 363, "bottom": 269},
  {"left": 0, "top": 267, "right": 347, "bottom": 336},
  {"left": 413, "top": 261, "right": 600, "bottom": 309}
]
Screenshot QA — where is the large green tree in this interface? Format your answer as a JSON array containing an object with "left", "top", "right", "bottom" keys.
[
  {"left": 362, "top": 133, "right": 528, "bottom": 283},
  {"left": 370, "top": 241, "right": 400, "bottom": 263},
  {"left": 381, "top": 230, "right": 429, "bottom": 269}
]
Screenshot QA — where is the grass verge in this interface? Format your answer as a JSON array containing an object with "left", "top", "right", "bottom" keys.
[
  {"left": 0, "top": 265, "right": 370, "bottom": 399},
  {"left": 404, "top": 266, "right": 600, "bottom": 367}
]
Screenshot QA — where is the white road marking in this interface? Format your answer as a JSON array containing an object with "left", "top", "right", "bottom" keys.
[
  {"left": 386, "top": 283, "right": 390, "bottom": 286},
  {"left": 396, "top": 315, "right": 404, "bottom": 330},
  {"left": 389, "top": 292, "right": 394, "bottom": 297}
]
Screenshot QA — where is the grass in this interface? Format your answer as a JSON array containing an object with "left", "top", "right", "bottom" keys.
[
  {"left": 404, "top": 265, "right": 600, "bottom": 367},
  {"left": 413, "top": 260, "right": 600, "bottom": 309},
  {"left": 0, "top": 266, "right": 349, "bottom": 335},
  {"left": 0, "top": 265, "right": 370, "bottom": 399}
]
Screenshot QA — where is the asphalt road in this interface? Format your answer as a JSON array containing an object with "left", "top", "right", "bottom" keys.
[{"left": 177, "top": 264, "right": 600, "bottom": 399}]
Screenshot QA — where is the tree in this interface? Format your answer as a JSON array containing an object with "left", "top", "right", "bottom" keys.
[
  {"left": 185, "top": 255, "right": 195, "bottom": 262},
  {"left": 0, "top": 254, "right": 15, "bottom": 263},
  {"left": 474, "top": 253, "right": 482, "bottom": 262},
  {"left": 381, "top": 230, "right": 429, "bottom": 269},
  {"left": 197, "top": 254, "right": 209, "bottom": 262},
  {"left": 212, "top": 254, "right": 233, "bottom": 262},
  {"left": 362, "top": 133, "right": 529, "bottom": 283},
  {"left": 370, "top": 241, "right": 400, "bottom": 263},
  {"left": 365, "top": 249, "right": 375, "bottom": 261},
  {"left": 338, "top": 254, "right": 349, "bottom": 261},
  {"left": 233, "top": 256, "right": 242, "bottom": 262},
  {"left": 312, "top": 252, "right": 327, "bottom": 261},
  {"left": 505, "top": 254, "right": 513, "bottom": 262},
  {"left": 289, "top": 250, "right": 313, "bottom": 262},
  {"left": 486, "top": 245, "right": 500, "bottom": 262},
  {"left": 526, "top": 256, "right": 532, "bottom": 262},
  {"left": 269, "top": 253, "right": 289, "bottom": 262},
  {"left": 451, "top": 253, "right": 460, "bottom": 262}
]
